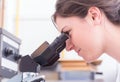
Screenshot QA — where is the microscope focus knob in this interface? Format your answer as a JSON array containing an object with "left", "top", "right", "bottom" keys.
[
  {"left": 4, "top": 47, "right": 14, "bottom": 57},
  {"left": 14, "top": 54, "right": 22, "bottom": 61}
]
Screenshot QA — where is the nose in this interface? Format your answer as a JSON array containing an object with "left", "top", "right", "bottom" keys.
[{"left": 65, "top": 39, "right": 74, "bottom": 51}]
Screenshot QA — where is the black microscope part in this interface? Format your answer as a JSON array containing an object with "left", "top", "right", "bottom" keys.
[{"left": 32, "top": 33, "right": 69, "bottom": 66}]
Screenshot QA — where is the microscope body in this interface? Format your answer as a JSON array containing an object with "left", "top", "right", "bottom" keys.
[
  {"left": 19, "top": 33, "right": 68, "bottom": 72},
  {"left": 10, "top": 33, "right": 69, "bottom": 82}
]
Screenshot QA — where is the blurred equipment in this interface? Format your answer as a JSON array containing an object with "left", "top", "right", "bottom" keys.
[
  {"left": 0, "top": 28, "right": 21, "bottom": 78},
  {"left": 8, "top": 72, "right": 45, "bottom": 82},
  {"left": 8, "top": 32, "right": 69, "bottom": 82},
  {"left": 58, "top": 60, "right": 103, "bottom": 81}
]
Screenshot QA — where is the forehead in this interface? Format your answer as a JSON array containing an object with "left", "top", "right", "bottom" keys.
[
  {"left": 55, "top": 16, "right": 83, "bottom": 32},
  {"left": 55, "top": 16, "right": 69, "bottom": 32}
]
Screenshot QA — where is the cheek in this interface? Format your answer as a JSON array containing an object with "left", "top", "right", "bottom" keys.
[
  {"left": 72, "top": 23, "right": 103, "bottom": 49},
  {"left": 71, "top": 26, "right": 91, "bottom": 48},
  {"left": 71, "top": 27, "right": 104, "bottom": 62},
  {"left": 80, "top": 31, "right": 103, "bottom": 53}
]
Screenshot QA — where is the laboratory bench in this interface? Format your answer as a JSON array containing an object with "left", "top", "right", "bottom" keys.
[{"left": 46, "top": 79, "right": 104, "bottom": 82}]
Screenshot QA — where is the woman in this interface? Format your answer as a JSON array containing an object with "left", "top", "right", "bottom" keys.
[{"left": 52, "top": 0, "right": 120, "bottom": 82}]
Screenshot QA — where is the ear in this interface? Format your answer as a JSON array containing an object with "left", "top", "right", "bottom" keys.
[{"left": 88, "top": 7, "right": 102, "bottom": 25}]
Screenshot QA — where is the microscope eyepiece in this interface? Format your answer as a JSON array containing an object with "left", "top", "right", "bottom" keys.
[{"left": 31, "top": 33, "right": 69, "bottom": 66}]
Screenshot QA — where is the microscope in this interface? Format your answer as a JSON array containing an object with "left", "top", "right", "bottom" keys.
[{"left": 8, "top": 32, "right": 69, "bottom": 82}]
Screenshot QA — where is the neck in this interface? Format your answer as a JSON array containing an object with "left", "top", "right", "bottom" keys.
[{"left": 104, "top": 21, "right": 120, "bottom": 62}]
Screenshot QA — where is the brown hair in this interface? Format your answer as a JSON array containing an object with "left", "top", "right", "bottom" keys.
[{"left": 53, "top": 0, "right": 120, "bottom": 25}]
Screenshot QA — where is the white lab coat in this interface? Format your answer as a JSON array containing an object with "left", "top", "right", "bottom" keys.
[{"left": 116, "top": 64, "right": 120, "bottom": 82}]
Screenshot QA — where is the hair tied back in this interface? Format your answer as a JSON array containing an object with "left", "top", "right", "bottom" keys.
[{"left": 118, "top": 9, "right": 120, "bottom": 16}]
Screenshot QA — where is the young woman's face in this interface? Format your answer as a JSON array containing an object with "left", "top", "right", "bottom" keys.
[{"left": 55, "top": 16, "right": 104, "bottom": 62}]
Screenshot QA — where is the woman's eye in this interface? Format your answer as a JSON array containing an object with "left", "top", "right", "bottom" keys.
[
  {"left": 65, "top": 30, "right": 71, "bottom": 38},
  {"left": 65, "top": 31, "right": 69, "bottom": 35},
  {"left": 63, "top": 30, "right": 69, "bottom": 35}
]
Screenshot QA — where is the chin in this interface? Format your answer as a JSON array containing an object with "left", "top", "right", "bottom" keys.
[
  {"left": 83, "top": 56, "right": 98, "bottom": 63},
  {"left": 85, "top": 59, "right": 95, "bottom": 63}
]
